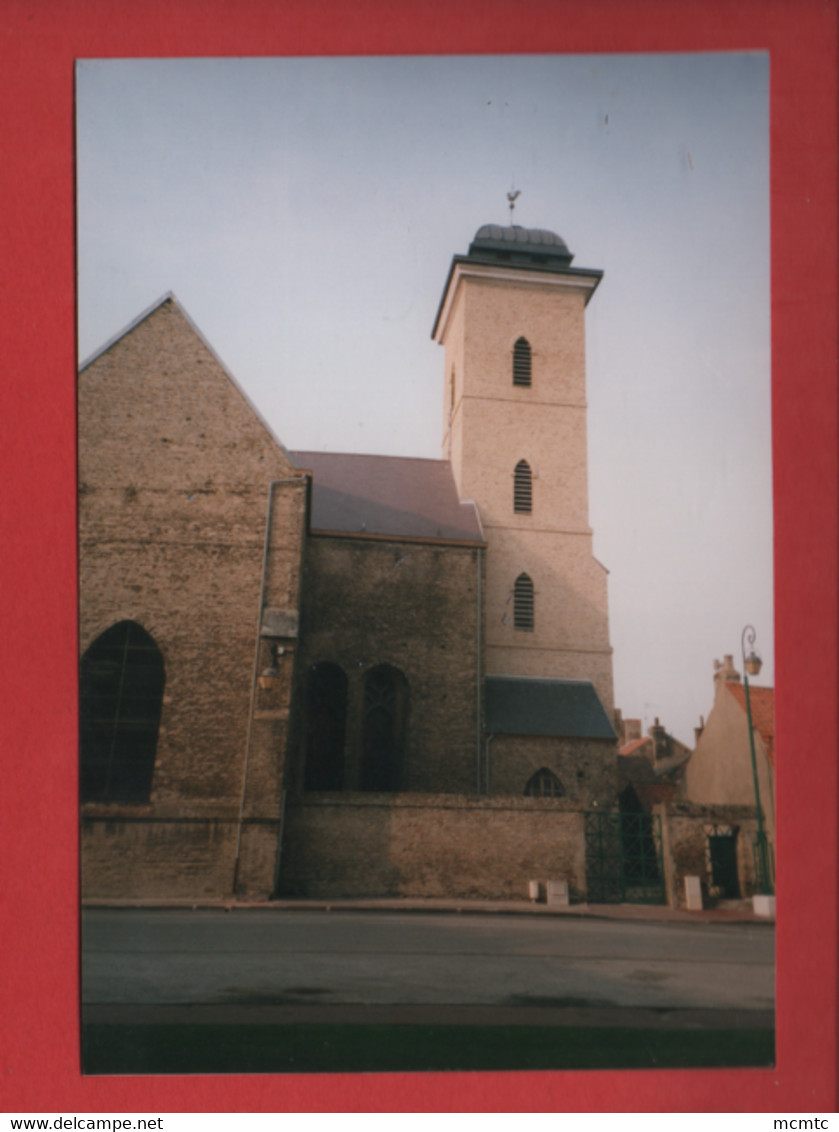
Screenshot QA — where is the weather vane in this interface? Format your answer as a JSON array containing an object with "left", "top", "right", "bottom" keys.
[{"left": 506, "top": 187, "right": 521, "bottom": 223}]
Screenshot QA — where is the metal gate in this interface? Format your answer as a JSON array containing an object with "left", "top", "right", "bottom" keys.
[{"left": 584, "top": 811, "right": 666, "bottom": 904}]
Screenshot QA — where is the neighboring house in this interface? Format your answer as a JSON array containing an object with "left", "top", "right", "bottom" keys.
[
  {"left": 666, "top": 654, "right": 776, "bottom": 903},
  {"left": 617, "top": 718, "right": 691, "bottom": 813},
  {"left": 78, "top": 222, "right": 620, "bottom": 904},
  {"left": 685, "top": 654, "right": 775, "bottom": 835}
]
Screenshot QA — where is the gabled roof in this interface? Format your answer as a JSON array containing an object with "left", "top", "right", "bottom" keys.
[
  {"left": 619, "top": 732, "right": 690, "bottom": 765},
  {"left": 484, "top": 676, "right": 616, "bottom": 740},
  {"left": 79, "top": 293, "right": 295, "bottom": 463},
  {"left": 79, "top": 292, "right": 178, "bottom": 372},
  {"left": 618, "top": 738, "right": 690, "bottom": 782},
  {"left": 619, "top": 737, "right": 650, "bottom": 757},
  {"left": 291, "top": 451, "right": 484, "bottom": 545},
  {"left": 726, "top": 683, "right": 775, "bottom": 766}
]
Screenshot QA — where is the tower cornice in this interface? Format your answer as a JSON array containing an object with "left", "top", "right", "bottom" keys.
[{"left": 431, "top": 258, "right": 603, "bottom": 343}]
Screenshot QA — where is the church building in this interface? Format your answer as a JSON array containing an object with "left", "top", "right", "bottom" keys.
[{"left": 79, "top": 223, "right": 619, "bottom": 904}]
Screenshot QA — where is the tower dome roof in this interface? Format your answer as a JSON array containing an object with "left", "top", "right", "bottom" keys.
[{"left": 468, "top": 224, "right": 574, "bottom": 266}]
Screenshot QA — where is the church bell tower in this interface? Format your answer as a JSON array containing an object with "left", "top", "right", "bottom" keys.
[{"left": 432, "top": 223, "right": 614, "bottom": 713}]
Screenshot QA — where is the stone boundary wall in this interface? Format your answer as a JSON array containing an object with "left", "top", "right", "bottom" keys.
[
  {"left": 656, "top": 800, "right": 761, "bottom": 907},
  {"left": 280, "top": 793, "right": 587, "bottom": 901},
  {"left": 80, "top": 816, "right": 280, "bottom": 900}
]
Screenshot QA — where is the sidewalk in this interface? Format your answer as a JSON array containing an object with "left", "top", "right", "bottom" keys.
[
  {"left": 83, "top": 1001, "right": 775, "bottom": 1030},
  {"left": 83, "top": 894, "right": 774, "bottom": 924}
]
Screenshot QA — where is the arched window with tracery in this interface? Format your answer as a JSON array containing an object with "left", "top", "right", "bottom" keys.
[
  {"left": 513, "top": 573, "right": 535, "bottom": 631},
  {"left": 80, "top": 621, "right": 165, "bottom": 803},
  {"left": 513, "top": 337, "right": 532, "bottom": 386},
  {"left": 525, "top": 767, "right": 565, "bottom": 798},
  {"left": 304, "top": 662, "right": 347, "bottom": 791},
  {"left": 361, "top": 664, "right": 408, "bottom": 792},
  {"left": 514, "top": 460, "right": 532, "bottom": 512}
]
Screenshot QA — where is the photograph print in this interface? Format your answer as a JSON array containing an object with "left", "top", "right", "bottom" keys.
[{"left": 77, "top": 52, "right": 775, "bottom": 1074}]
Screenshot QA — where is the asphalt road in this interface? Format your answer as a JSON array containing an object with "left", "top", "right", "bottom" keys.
[{"left": 82, "top": 908, "right": 775, "bottom": 1025}]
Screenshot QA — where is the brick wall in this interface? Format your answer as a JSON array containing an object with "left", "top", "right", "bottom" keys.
[
  {"left": 657, "top": 800, "right": 762, "bottom": 907},
  {"left": 292, "top": 535, "right": 481, "bottom": 794},
  {"left": 488, "top": 735, "right": 618, "bottom": 808},
  {"left": 79, "top": 298, "right": 307, "bottom": 899},
  {"left": 436, "top": 265, "right": 613, "bottom": 713},
  {"left": 280, "top": 794, "right": 588, "bottom": 901}
]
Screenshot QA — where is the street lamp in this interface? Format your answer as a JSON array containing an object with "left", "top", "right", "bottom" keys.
[{"left": 741, "top": 625, "right": 773, "bottom": 895}]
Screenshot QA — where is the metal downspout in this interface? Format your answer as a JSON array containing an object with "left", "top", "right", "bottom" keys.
[
  {"left": 232, "top": 477, "right": 299, "bottom": 896},
  {"left": 476, "top": 546, "right": 483, "bottom": 794},
  {"left": 272, "top": 788, "right": 288, "bottom": 897}
]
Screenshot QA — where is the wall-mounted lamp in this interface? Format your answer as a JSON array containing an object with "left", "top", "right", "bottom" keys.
[{"left": 258, "top": 643, "right": 284, "bottom": 690}]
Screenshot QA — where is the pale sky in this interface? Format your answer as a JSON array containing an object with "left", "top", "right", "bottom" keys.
[{"left": 76, "top": 53, "right": 773, "bottom": 746}]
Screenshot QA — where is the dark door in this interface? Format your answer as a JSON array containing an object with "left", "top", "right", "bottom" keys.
[
  {"left": 360, "top": 665, "right": 407, "bottom": 792},
  {"left": 709, "top": 834, "right": 740, "bottom": 898},
  {"left": 303, "top": 663, "right": 347, "bottom": 790}
]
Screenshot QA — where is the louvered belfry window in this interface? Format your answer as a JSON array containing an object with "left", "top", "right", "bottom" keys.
[
  {"left": 514, "top": 460, "right": 532, "bottom": 512},
  {"left": 513, "top": 337, "right": 532, "bottom": 386},
  {"left": 513, "top": 573, "right": 535, "bottom": 631}
]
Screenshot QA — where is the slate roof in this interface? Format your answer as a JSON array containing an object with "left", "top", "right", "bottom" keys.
[
  {"left": 291, "top": 451, "right": 484, "bottom": 544},
  {"left": 484, "top": 676, "right": 616, "bottom": 740},
  {"left": 431, "top": 225, "right": 603, "bottom": 340},
  {"left": 469, "top": 224, "right": 574, "bottom": 265},
  {"left": 726, "top": 683, "right": 775, "bottom": 767}
]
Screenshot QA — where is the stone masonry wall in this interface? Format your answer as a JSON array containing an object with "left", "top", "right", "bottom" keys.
[
  {"left": 488, "top": 735, "right": 619, "bottom": 809},
  {"left": 657, "top": 800, "right": 762, "bottom": 907},
  {"left": 79, "top": 298, "right": 307, "bottom": 900},
  {"left": 280, "top": 794, "right": 587, "bottom": 901},
  {"left": 292, "top": 535, "right": 482, "bottom": 795}
]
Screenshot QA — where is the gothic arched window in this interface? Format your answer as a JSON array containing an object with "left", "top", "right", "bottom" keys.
[
  {"left": 525, "top": 768, "right": 565, "bottom": 798},
  {"left": 513, "top": 573, "right": 535, "bottom": 631},
  {"left": 361, "top": 665, "right": 408, "bottom": 792},
  {"left": 514, "top": 460, "right": 533, "bottom": 512},
  {"left": 304, "top": 662, "right": 348, "bottom": 791},
  {"left": 80, "top": 621, "right": 165, "bottom": 803},
  {"left": 513, "top": 337, "right": 532, "bottom": 386}
]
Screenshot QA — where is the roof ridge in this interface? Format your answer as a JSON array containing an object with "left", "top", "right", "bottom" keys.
[
  {"left": 485, "top": 674, "right": 593, "bottom": 687},
  {"left": 292, "top": 450, "right": 450, "bottom": 465},
  {"left": 79, "top": 291, "right": 177, "bottom": 370}
]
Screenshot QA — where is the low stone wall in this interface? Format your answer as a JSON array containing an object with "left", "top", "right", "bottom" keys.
[
  {"left": 80, "top": 815, "right": 280, "bottom": 900},
  {"left": 280, "top": 793, "right": 587, "bottom": 901}
]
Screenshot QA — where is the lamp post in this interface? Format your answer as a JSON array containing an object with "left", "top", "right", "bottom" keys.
[{"left": 741, "top": 625, "right": 772, "bottom": 895}]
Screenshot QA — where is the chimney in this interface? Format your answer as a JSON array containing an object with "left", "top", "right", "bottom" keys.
[
  {"left": 694, "top": 714, "right": 705, "bottom": 744},
  {"left": 622, "top": 718, "right": 642, "bottom": 745},
  {"left": 713, "top": 654, "right": 741, "bottom": 687},
  {"left": 650, "top": 717, "right": 669, "bottom": 761}
]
